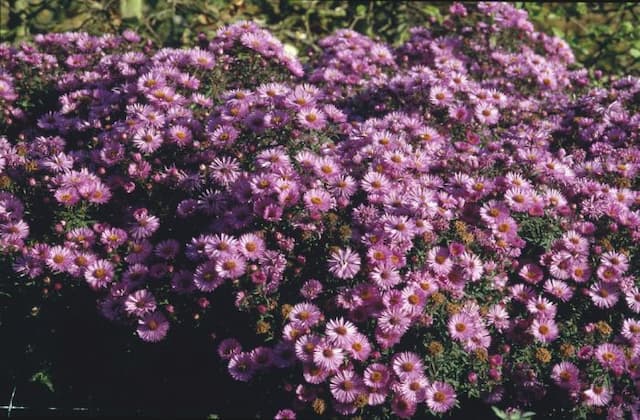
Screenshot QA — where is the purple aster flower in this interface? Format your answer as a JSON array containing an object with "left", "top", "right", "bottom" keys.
[
  {"left": 136, "top": 311, "right": 169, "bottom": 342},
  {"left": 328, "top": 247, "right": 361, "bottom": 280},
  {"left": 124, "top": 289, "right": 157, "bottom": 317},
  {"left": 425, "top": 382, "right": 457, "bottom": 413}
]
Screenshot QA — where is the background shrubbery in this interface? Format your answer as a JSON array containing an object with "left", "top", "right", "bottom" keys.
[{"left": 2, "top": 1, "right": 640, "bottom": 76}]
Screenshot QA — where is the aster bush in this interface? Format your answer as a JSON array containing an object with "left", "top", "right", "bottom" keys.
[{"left": 1, "top": 2, "right": 640, "bottom": 419}]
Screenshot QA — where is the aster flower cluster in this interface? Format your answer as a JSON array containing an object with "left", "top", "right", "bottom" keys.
[{"left": 2, "top": 2, "right": 640, "bottom": 419}]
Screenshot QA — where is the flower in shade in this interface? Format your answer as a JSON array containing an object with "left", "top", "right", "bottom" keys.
[
  {"left": 330, "top": 369, "right": 362, "bottom": 403},
  {"left": 136, "top": 311, "right": 169, "bottom": 342},
  {"left": 302, "top": 362, "right": 330, "bottom": 384},
  {"left": 217, "top": 338, "right": 242, "bottom": 360},
  {"left": 228, "top": 352, "right": 255, "bottom": 382},
  {"left": 589, "top": 282, "right": 620, "bottom": 308},
  {"left": 194, "top": 261, "right": 224, "bottom": 292},
  {"left": 274, "top": 409, "right": 296, "bottom": 420},
  {"left": 130, "top": 209, "right": 160, "bottom": 239},
  {"left": 519, "top": 263, "right": 544, "bottom": 284},
  {"left": 328, "top": 247, "right": 361, "bottom": 280},
  {"left": 300, "top": 279, "right": 323, "bottom": 300},
  {"left": 124, "top": 289, "right": 157, "bottom": 317},
  {"left": 425, "top": 382, "right": 457, "bottom": 413},
  {"left": 551, "top": 362, "right": 580, "bottom": 390},
  {"left": 84, "top": 259, "right": 115, "bottom": 289},
  {"left": 391, "top": 393, "right": 417, "bottom": 419}
]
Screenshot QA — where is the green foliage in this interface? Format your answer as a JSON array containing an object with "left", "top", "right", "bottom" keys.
[
  {"left": 30, "top": 369, "right": 55, "bottom": 392},
  {"left": 518, "top": 2, "right": 640, "bottom": 76},
  {"left": 492, "top": 406, "right": 536, "bottom": 420},
  {"left": 1, "top": 1, "right": 637, "bottom": 75}
]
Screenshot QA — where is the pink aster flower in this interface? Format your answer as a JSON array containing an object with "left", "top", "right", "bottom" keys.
[
  {"left": 519, "top": 263, "right": 544, "bottom": 284},
  {"left": 625, "top": 287, "right": 640, "bottom": 313},
  {"left": 391, "top": 393, "right": 417, "bottom": 419},
  {"left": 297, "top": 107, "right": 327, "bottom": 130},
  {"left": 595, "top": 343, "right": 625, "bottom": 371},
  {"left": 194, "top": 261, "right": 224, "bottom": 292},
  {"left": 294, "top": 334, "right": 321, "bottom": 363},
  {"left": 132, "top": 127, "right": 163, "bottom": 153},
  {"left": 364, "top": 363, "right": 391, "bottom": 390},
  {"left": 392, "top": 352, "right": 424, "bottom": 380},
  {"left": 549, "top": 251, "right": 573, "bottom": 280},
  {"left": 137, "top": 311, "right": 169, "bottom": 342},
  {"left": 204, "top": 233, "right": 239, "bottom": 259},
  {"left": 425, "top": 381, "right": 457, "bottom": 413},
  {"left": 313, "top": 341, "right": 344, "bottom": 371},
  {"left": 551, "top": 362, "right": 580, "bottom": 390},
  {"left": 601, "top": 251, "right": 629, "bottom": 273},
  {"left": 215, "top": 253, "right": 246, "bottom": 279},
  {"left": 84, "top": 259, "right": 115, "bottom": 289},
  {"left": 289, "top": 303, "right": 322, "bottom": 329},
  {"left": 369, "top": 263, "right": 402, "bottom": 290},
  {"left": 325, "top": 317, "right": 358, "bottom": 348},
  {"left": 238, "top": 233, "right": 266, "bottom": 260},
  {"left": 129, "top": 209, "right": 160, "bottom": 239},
  {"left": 217, "top": 338, "right": 242, "bottom": 360},
  {"left": 448, "top": 312, "right": 477, "bottom": 341},
  {"left": 346, "top": 333, "right": 371, "bottom": 361},
  {"left": 100, "top": 228, "right": 128, "bottom": 248},
  {"left": 124, "top": 289, "right": 157, "bottom": 317},
  {"left": 378, "top": 307, "right": 411, "bottom": 336},
  {"left": 543, "top": 279, "right": 574, "bottom": 302},
  {"left": 427, "top": 246, "right": 452, "bottom": 276},
  {"left": 621, "top": 319, "right": 640, "bottom": 343},
  {"left": 526, "top": 296, "right": 558, "bottom": 319},
  {"left": 589, "top": 282, "right": 620, "bottom": 308},
  {"left": 228, "top": 352, "right": 256, "bottom": 382},
  {"left": 583, "top": 384, "right": 612, "bottom": 407},
  {"left": 302, "top": 362, "right": 330, "bottom": 385},
  {"left": 504, "top": 187, "right": 533, "bottom": 212},
  {"left": 303, "top": 188, "right": 335, "bottom": 212},
  {"left": 398, "top": 375, "right": 429, "bottom": 403},
  {"left": 46, "top": 245, "right": 73, "bottom": 273},
  {"left": 474, "top": 102, "right": 499, "bottom": 125},
  {"left": 330, "top": 370, "right": 362, "bottom": 403},
  {"left": 54, "top": 188, "right": 80, "bottom": 206},
  {"left": 530, "top": 317, "right": 559, "bottom": 343},
  {"left": 328, "top": 247, "right": 361, "bottom": 280}
]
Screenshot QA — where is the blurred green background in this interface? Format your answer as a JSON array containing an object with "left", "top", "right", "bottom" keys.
[{"left": 1, "top": 1, "right": 639, "bottom": 75}]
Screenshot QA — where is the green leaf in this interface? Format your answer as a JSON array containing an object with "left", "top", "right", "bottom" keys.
[
  {"left": 30, "top": 370, "right": 54, "bottom": 393},
  {"left": 630, "top": 48, "right": 640, "bottom": 58}
]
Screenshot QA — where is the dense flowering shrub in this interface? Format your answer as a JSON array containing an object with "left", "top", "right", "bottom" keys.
[{"left": 1, "top": 2, "right": 640, "bottom": 419}]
